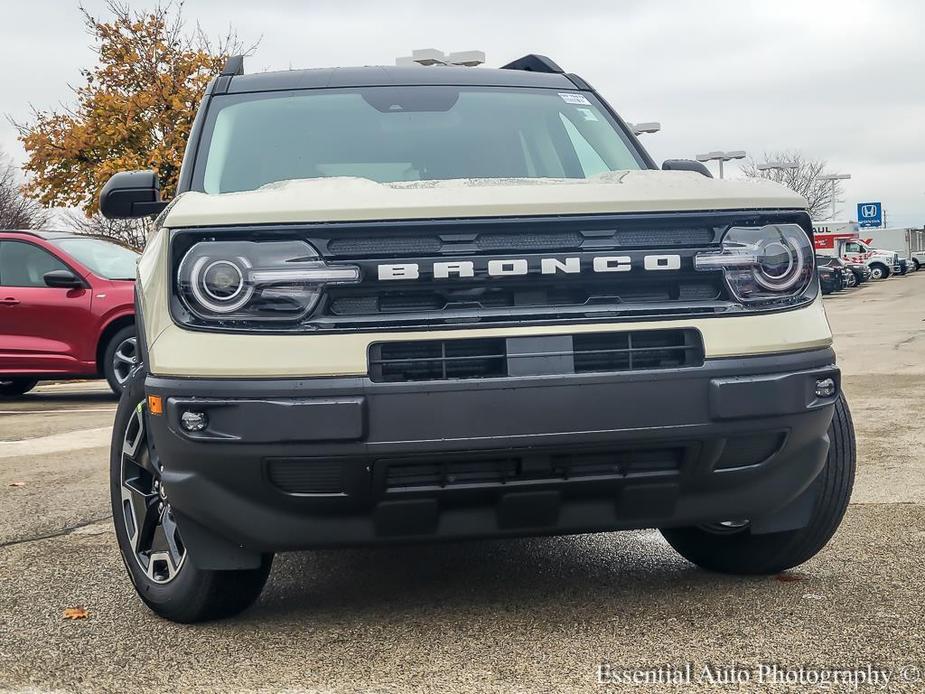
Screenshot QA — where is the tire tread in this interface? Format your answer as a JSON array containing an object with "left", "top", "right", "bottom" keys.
[{"left": 661, "top": 394, "right": 855, "bottom": 574}]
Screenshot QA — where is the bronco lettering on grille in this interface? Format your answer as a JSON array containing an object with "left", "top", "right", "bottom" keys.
[{"left": 377, "top": 255, "right": 682, "bottom": 281}]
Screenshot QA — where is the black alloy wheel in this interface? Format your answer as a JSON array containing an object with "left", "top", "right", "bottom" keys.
[{"left": 119, "top": 401, "right": 188, "bottom": 584}]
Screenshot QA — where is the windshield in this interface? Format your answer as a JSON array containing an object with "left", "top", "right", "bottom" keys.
[
  {"left": 194, "top": 86, "right": 646, "bottom": 194},
  {"left": 52, "top": 238, "right": 139, "bottom": 280}
]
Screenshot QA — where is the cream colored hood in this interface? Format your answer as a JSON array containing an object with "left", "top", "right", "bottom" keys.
[{"left": 161, "top": 170, "right": 807, "bottom": 228}]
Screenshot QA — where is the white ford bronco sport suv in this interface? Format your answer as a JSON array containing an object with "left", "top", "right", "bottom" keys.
[{"left": 101, "top": 54, "right": 855, "bottom": 623}]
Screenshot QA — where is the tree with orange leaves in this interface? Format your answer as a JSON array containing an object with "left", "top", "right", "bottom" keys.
[{"left": 16, "top": 1, "right": 250, "bottom": 219}]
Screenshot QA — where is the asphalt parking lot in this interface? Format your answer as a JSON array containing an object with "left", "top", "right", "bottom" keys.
[{"left": 2, "top": 275, "right": 924, "bottom": 693}]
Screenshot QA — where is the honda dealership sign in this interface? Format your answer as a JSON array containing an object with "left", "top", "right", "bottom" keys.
[{"left": 857, "top": 202, "right": 882, "bottom": 228}]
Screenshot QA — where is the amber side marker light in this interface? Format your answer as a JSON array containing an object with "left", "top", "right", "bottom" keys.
[{"left": 147, "top": 395, "right": 163, "bottom": 416}]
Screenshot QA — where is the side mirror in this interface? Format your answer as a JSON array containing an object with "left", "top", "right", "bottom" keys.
[
  {"left": 44, "top": 269, "right": 85, "bottom": 289},
  {"left": 662, "top": 159, "right": 713, "bottom": 178},
  {"left": 99, "top": 171, "right": 168, "bottom": 219}
]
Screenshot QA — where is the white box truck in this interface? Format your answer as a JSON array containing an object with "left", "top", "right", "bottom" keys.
[
  {"left": 813, "top": 221, "right": 900, "bottom": 279},
  {"left": 860, "top": 227, "right": 925, "bottom": 270}
]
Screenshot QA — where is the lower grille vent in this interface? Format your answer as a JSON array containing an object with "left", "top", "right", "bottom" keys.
[
  {"left": 266, "top": 460, "right": 345, "bottom": 494},
  {"left": 573, "top": 330, "right": 703, "bottom": 373},
  {"left": 370, "top": 338, "right": 507, "bottom": 383},
  {"left": 386, "top": 459, "right": 519, "bottom": 489},
  {"left": 369, "top": 329, "right": 704, "bottom": 383},
  {"left": 383, "top": 447, "right": 684, "bottom": 491}
]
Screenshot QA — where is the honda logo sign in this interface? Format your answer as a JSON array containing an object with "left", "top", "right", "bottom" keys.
[{"left": 857, "top": 202, "right": 882, "bottom": 228}]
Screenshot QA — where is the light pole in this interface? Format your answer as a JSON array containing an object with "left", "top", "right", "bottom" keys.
[
  {"left": 757, "top": 162, "right": 798, "bottom": 173},
  {"left": 396, "top": 49, "right": 486, "bottom": 67},
  {"left": 817, "top": 173, "right": 851, "bottom": 220},
  {"left": 628, "top": 122, "right": 661, "bottom": 136},
  {"left": 695, "top": 150, "right": 746, "bottom": 179}
]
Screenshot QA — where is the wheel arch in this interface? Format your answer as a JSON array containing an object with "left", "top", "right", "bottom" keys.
[{"left": 96, "top": 314, "right": 136, "bottom": 374}]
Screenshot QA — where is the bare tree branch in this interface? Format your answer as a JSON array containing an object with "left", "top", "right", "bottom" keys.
[
  {"left": 0, "top": 151, "right": 50, "bottom": 230},
  {"left": 742, "top": 151, "right": 847, "bottom": 220},
  {"left": 58, "top": 209, "right": 151, "bottom": 251}
]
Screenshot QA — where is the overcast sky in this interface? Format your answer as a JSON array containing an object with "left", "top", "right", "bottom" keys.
[{"left": 2, "top": 0, "right": 923, "bottom": 226}]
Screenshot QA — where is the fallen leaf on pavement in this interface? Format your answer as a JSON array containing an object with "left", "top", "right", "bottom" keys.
[
  {"left": 63, "top": 607, "right": 89, "bottom": 620},
  {"left": 775, "top": 573, "right": 806, "bottom": 582}
]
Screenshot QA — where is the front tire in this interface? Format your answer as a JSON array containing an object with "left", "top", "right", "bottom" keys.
[
  {"left": 0, "top": 378, "right": 38, "bottom": 397},
  {"left": 660, "top": 394, "right": 855, "bottom": 575},
  {"left": 110, "top": 370, "right": 273, "bottom": 622},
  {"left": 869, "top": 263, "right": 889, "bottom": 280}
]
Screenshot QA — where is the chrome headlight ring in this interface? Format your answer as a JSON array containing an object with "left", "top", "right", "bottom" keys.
[{"left": 184, "top": 255, "right": 255, "bottom": 314}]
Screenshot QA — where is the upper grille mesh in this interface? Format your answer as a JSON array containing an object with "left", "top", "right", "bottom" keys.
[
  {"left": 476, "top": 232, "right": 583, "bottom": 250},
  {"left": 328, "top": 236, "right": 442, "bottom": 255},
  {"left": 324, "top": 226, "right": 717, "bottom": 258}
]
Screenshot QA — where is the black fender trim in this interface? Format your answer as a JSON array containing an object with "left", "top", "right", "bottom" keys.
[{"left": 172, "top": 509, "right": 263, "bottom": 570}]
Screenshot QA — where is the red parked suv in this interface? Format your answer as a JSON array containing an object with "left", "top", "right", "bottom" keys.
[{"left": 0, "top": 230, "right": 138, "bottom": 396}]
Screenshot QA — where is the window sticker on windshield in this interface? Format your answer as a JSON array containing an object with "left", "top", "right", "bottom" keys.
[
  {"left": 559, "top": 93, "right": 591, "bottom": 105},
  {"left": 577, "top": 107, "right": 598, "bottom": 121}
]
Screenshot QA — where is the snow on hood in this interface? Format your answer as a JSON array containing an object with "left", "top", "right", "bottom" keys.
[{"left": 162, "top": 170, "right": 807, "bottom": 228}]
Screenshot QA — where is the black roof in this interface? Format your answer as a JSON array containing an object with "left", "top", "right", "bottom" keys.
[{"left": 224, "top": 64, "right": 580, "bottom": 94}]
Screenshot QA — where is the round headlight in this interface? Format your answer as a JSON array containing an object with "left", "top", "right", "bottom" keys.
[
  {"left": 175, "top": 240, "right": 361, "bottom": 327},
  {"left": 752, "top": 233, "right": 806, "bottom": 292},
  {"left": 184, "top": 255, "right": 254, "bottom": 314},
  {"left": 202, "top": 260, "right": 244, "bottom": 301},
  {"left": 694, "top": 223, "right": 814, "bottom": 304}
]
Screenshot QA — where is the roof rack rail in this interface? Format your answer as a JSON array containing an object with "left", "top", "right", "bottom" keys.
[
  {"left": 500, "top": 54, "right": 564, "bottom": 74},
  {"left": 221, "top": 55, "right": 245, "bottom": 77}
]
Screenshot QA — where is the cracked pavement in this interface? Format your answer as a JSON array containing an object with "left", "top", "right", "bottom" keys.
[{"left": 1, "top": 275, "right": 924, "bottom": 693}]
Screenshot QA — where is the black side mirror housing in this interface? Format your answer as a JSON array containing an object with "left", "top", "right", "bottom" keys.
[
  {"left": 99, "top": 171, "right": 168, "bottom": 219},
  {"left": 662, "top": 159, "right": 713, "bottom": 178},
  {"left": 44, "top": 269, "right": 85, "bottom": 289}
]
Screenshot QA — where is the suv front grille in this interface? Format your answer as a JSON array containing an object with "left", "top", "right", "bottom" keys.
[
  {"left": 169, "top": 210, "right": 813, "bottom": 332},
  {"left": 318, "top": 214, "right": 732, "bottom": 330},
  {"left": 368, "top": 329, "right": 704, "bottom": 382}
]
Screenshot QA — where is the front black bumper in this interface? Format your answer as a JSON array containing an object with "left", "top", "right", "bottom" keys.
[{"left": 145, "top": 348, "right": 838, "bottom": 565}]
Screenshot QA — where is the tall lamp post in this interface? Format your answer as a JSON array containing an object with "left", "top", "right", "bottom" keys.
[
  {"left": 817, "top": 173, "right": 851, "bottom": 220},
  {"left": 695, "top": 150, "right": 746, "bottom": 179},
  {"left": 628, "top": 122, "right": 661, "bottom": 136},
  {"left": 395, "top": 49, "right": 486, "bottom": 66},
  {"left": 757, "top": 162, "right": 798, "bottom": 174}
]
